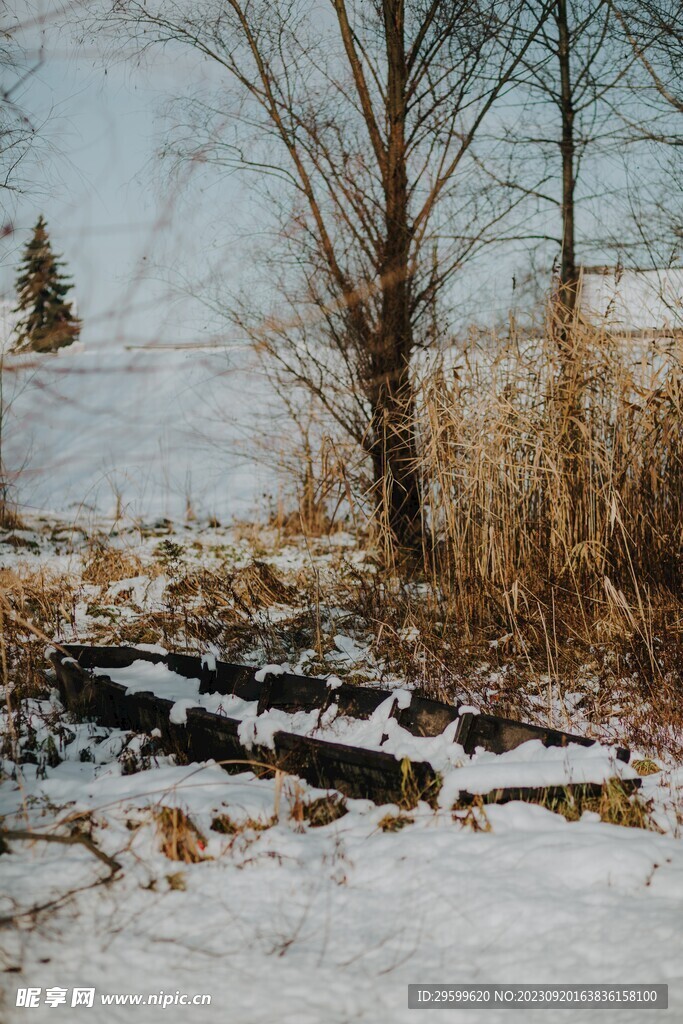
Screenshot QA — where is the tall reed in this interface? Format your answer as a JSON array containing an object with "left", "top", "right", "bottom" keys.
[{"left": 415, "top": 311, "right": 683, "bottom": 639}]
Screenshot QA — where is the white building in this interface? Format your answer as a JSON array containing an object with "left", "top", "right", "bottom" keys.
[{"left": 580, "top": 266, "right": 683, "bottom": 337}]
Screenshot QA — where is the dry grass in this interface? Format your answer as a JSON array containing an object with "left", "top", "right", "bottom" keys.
[
  {"left": 543, "top": 780, "right": 661, "bottom": 830},
  {"left": 303, "top": 793, "right": 348, "bottom": 827},
  {"left": 416, "top": 316, "right": 683, "bottom": 637},
  {"left": 377, "top": 812, "right": 414, "bottom": 832},
  {"left": 82, "top": 545, "right": 145, "bottom": 585},
  {"left": 210, "top": 813, "right": 274, "bottom": 834},
  {"left": 0, "top": 566, "right": 78, "bottom": 700},
  {"left": 313, "top": 311, "right": 683, "bottom": 752},
  {"left": 227, "top": 560, "right": 297, "bottom": 613},
  {"left": 155, "top": 806, "right": 208, "bottom": 863},
  {"left": 0, "top": 502, "right": 25, "bottom": 531},
  {"left": 632, "top": 758, "right": 662, "bottom": 776},
  {"left": 452, "top": 781, "right": 660, "bottom": 831}
]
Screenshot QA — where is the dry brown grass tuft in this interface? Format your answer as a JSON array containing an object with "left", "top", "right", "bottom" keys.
[
  {"left": 228, "top": 560, "right": 297, "bottom": 613},
  {"left": 303, "top": 793, "right": 348, "bottom": 827},
  {"left": 632, "top": 759, "right": 662, "bottom": 777},
  {"left": 416, "top": 318, "right": 683, "bottom": 640},
  {"left": 0, "top": 566, "right": 76, "bottom": 630},
  {"left": 82, "top": 546, "right": 145, "bottom": 586},
  {"left": 210, "top": 813, "right": 274, "bottom": 834},
  {"left": 553, "top": 780, "right": 661, "bottom": 830},
  {"left": 0, "top": 503, "right": 25, "bottom": 531},
  {"left": 377, "top": 812, "right": 414, "bottom": 832},
  {"left": 452, "top": 781, "right": 660, "bottom": 831},
  {"left": 0, "top": 567, "right": 78, "bottom": 699},
  {"left": 155, "top": 806, "right": 208, "bottom": 862}
]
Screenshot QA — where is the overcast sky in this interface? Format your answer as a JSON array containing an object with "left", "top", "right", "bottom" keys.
[
  {"left": 8, "top": 0, "right": 655, "bottom": 351},
  {"left": 1, "top": 1, "right": 238, "bottom": 348}
]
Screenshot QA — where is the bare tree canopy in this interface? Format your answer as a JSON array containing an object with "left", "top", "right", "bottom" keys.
[
  {"left": 98, "top": 0, "right": 558, "bottom": 551},
  {"left": 1, "top": 5, "right": 45, "bottom": 221}
]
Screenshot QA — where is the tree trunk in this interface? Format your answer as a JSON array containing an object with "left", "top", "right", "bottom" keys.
[
  {"left": 555, "top": 0, "right": 585, "bottom": 556},
  {"left": 557, "top": 0, "right": 578, "bottom": 334},
  {"left": 368, "top": 0, "right": 422, "bottom": 552}
]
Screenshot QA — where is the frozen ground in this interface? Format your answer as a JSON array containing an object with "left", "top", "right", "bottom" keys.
[
  {"left": 1, "top": 519, "right": 682, "bottom": 1023},
  {"left": 2, "top": 344, "right": 282, "bottom": 521},
  {"left": 1, "top": 704, "right": 682, "bottom": 1024}
]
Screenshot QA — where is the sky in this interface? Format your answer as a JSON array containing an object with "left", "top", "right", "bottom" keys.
[
  {"left": 1, "top": 0, "right": 525, "bottom": 353},
  {"left": 4, "top": 1, "right": 674, "bottom": 354},
  {"left": 1, "top": 1, "right": 240, "bottom": 349}
]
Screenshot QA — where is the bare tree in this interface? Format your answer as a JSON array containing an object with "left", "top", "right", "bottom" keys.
[
  {"left": 611, "top": 1, "right": 683, "bottom": 116},
  {"left": 497, "top": 1, "right": 638, "bottom": 332},
  {"left": 100, "top": 0, "right": 554, "bottom": 552},
  {"left": 1, "top": 4, "right": 46, "bottom": 224},
  {"left": 607, "top": 1, "right": 683, "bottom": 261}
]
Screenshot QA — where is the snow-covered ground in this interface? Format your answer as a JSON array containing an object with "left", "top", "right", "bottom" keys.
[
  {"left": 580, "top": 267, "right": 683, "bottom": 334},
  {"left": 1, "top": 519, "right": 682, "bottom": 1023},
  {"left": 1, "top": 705, "right": 682, "bottom": 1024},
  {"left": 2, "top": 344, "right": 283, "bottom": 521}
]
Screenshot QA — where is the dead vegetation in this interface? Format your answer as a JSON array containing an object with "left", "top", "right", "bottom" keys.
[
  {"left": 0, "top": 565, "right": 78, "bottom": 701},
  {"left": 452, "top": 780, "right": 661, "bottom": 831},
  {"left": 303, "top": 793, "right": 348, "bottom": 827},
  {"left": 377, "top": 812, "right": 414, "bottom": 832},
  {"left": 210, "top": 813, "right": 274, "bottom": 834},
  {"left": 82, "top": 545, "right": 145, "bottom": 585},
  {"left": 155, "top": 806, "right": 208, "bottom": 863}
]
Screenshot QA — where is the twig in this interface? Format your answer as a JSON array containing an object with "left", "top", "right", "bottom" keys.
[
  {"left": 1, "top": 828, "right": 121, "bottom": 873},
  {"left": 0, "top": 829, "right": 123, "bottom": 926}
]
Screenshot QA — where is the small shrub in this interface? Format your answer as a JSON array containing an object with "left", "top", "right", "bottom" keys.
[
  {"left": 166, "top": 871, "right": 186, "bottom": 891},
  {"left": 82, "top": 546, "right": 144, "bottom": 585}
]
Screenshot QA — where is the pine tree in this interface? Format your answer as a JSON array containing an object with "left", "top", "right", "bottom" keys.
[{"left": 13, "top": 216, "right": 81, "bottom": 353}]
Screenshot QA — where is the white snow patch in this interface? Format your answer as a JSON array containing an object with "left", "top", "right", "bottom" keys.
[
  {"left": 201, "top": 652, "right": 217, "bottom": 672},
  {"left": 169, "top": 699, "right": 200, "bottom": 725},
  {"left": 439, "top": 739, "right": 637, "bottom": 807},
  {"left": 255, "top": 664, "right": 286, "bottom": 682}
]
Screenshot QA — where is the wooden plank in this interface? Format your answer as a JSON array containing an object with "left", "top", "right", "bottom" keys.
[
  {"left": 457, "top": 711, "right": 630, "bottom": 763},
  {"left": 60, "top": 644, "right": 163, "bottom": 670},
  {"left": 51, "top": 652, "right": 438, "bottom": 807},
  {"left": 50, "top": 650, "right": 633, "bottom": 810},
  {"left": 393, "top": 695, "right": 461, "bottom": 737},
  {"left": 453, "top": 779, "right": 640, "bottom": 808},
  {"left": 57, "top": 645, "right": 630, "bottom": 765}
]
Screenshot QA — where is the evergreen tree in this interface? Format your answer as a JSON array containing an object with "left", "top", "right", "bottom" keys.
[{"left": 13, "top": 216, "right": 81, "bottom": 353}]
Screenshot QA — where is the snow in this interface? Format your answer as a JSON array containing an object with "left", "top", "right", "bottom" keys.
[
  {"left": 254, "top": 664, "right": 286, "bottom": 683},
  {"left": 169, "top": 699, "right": 200, "bottom": 725},
  {"left": 2, "top": 343, "right": 280, "bottom": 520},
  {"left": 438, "top": 740, "right": 638, "bottom": 807},
  {"left": 1, "top": 707, "right": 682, "bottom": 1024},
  {"left": 332, "top": 633, "right": 370, "bottom": 664},
  {"left": 2, "top": 522, "right": 682, "bottom": 1023},
  {"left": 580, "top": 267, "right": 683, "bottom": 333},
  {"left": 0, "top": 298, "right": 20, "bottom": 353},
  {"left": 200, "top": 652, "right": 217, "bottom": 672},
  {"left": 93, "top": 660, "right": 201, "bottom": 702}
]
